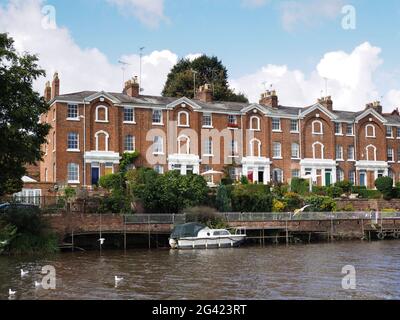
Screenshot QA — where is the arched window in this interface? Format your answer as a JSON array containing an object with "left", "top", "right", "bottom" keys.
[
  {"left": 366, "top": 124, "right": 376, "bottom": 138},
  {"left": 291, "top": 143, "right": 300, "bottom": 159},
  {"left": 366, "top": 144, "right": 377, "bottom": 161},
  {"left": 178, "top": 135, "right": 190, "bottom": 155},
  {"left": 124, "top": 135, "right": 135, "bottom": 152},
  {"left": 312, "top": 142, "right": 324, "bottom": 159},
  {"left": 178, "top": 111, "right": 189, "bottom": 127},
  {"left": 250, "top": 138, "right": 261, "bottom": 157},
  {"left": 250, "top": 116, "right": 261, "bottom": 131},
  {"left": 312, "top": 120, "right": 323, "bottom": 135},
  {"left": 96, "top": 105, "right": 109, "bottom": 122},
  {"left": 95, "top": 130, "right": 109, "bottom": 151}
]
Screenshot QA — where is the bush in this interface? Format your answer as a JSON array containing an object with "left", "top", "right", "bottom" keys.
[
  {"left": 351, "top": 186, "right": 367, "bottom": 194},
  {"left": 231, "top": 184, "right": 273, "bottom": 212},
  {"left": 312, "top": 186, "right": 328, "bottom": 196},
  {"left": 326, "top": 186, "right": 343, "bottom": 198},
  {"left": 335, "top": 180, "right": 353, "bottom": 193},
  {"left": 99, "top": 173, "right": 123, "bottom": 191},
  {"left": 272, "top": 199, "right": 286, "bottom": 212},
  {"left": 240, "top": 176, "right": 249, "bottom": 185},
  {"left": 358, "top": 189, "right": 382, "bottom": 199},
  {"left": 185, "top": 206, "right": 228, "bottom": 229},
  {"left": 99, "top": 190, "right": 132, "bottom": 214},
  {"left": 305, "top": 195, "right": 337, "bottom": 212},
  {"left": 340, "top": 203, "right": 355, "bottom": 212},
  {"left": 283, "top": 192, "right": 303, "bottom": 211},
  {"left": 291, "top": 178, "right": 309, "bottom": 195},
  {"left": 375, "top": 177, "right": 394, "bottom": 200},
  {"left": 272, "top": 184, "right": 289, "bottom": 198}
]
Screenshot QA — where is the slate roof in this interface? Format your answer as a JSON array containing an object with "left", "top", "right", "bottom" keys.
[{"left": 51, "top": 91, "right": 400, "bottom": 125}]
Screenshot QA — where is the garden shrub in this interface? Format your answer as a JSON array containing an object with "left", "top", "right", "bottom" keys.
[
  {"left": 231, "top": 185, "right": 273, "bottom": 212},
  {"left": 335, "top": 180, "right": 353, "bottom": 193},
  {"left": 185, "top": 206, "right": 228, "bottom": 229},
  {"left": 216, "top": 184, "right": 232, "bottom": 212},
  {"left": 272, "top": 199, "right": 286, "bottom": 212},
  {"left": 304, "top": 195, "right": 337, "bottom": 212},
  {"left": 326, "top": 186, "right": 344, "bottom": 198},
  {"left": 375, "top": 177, "right": 394, "bottom": 200},
  {"left": 291, "top": 178, "right": 309, "bottom": 195},
  {"left": 283, "top": 192, "right": 303, "bottom": 211}
]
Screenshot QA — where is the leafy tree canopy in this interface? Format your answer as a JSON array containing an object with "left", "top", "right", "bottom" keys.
[
  {"left": 162, "top": 55, "right": 248, "bottom": 103},
  {"left": 0, "top": 33, "right": 50, "bottom": 196}
]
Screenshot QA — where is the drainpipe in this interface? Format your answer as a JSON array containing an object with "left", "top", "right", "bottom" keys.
[{"left": 83, "top": 99, "right": 87, "bottom": 187}]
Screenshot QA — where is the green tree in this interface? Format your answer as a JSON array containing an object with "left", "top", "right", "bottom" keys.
[
  {"left": 0, "top": 33, "right": 50, "bottom": 196},
  {"left": 162, "top": 55, "right": 248, "bottom": 102},
  {"left": 375, "top": 176, "right": 394, "bottom": 200},
  {"left": 216, "top": 184, "right": 232, "bottom": 212}
]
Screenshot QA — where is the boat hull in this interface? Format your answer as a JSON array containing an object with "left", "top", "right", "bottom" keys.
[{"left": 169, "top": 235, "right": 246, "bottom": 250}]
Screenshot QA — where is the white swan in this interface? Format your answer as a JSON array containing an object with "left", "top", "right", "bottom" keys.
[
  {"left": 98, "top": 238, "right": 105, "bottom": 245},
  {"left": 21, "top": 269, "right": 29, "bottom": 277},
  {"left": 115, "top": 276, "right": 123, "bottom": 287},
  {"left": 9, "top": 289, "right": 16, "bottom": 296}
]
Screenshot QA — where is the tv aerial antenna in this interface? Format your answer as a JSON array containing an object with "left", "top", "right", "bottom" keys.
[
  {"left": 139, "top": 47, "right": 145, "bottom": 92},
  {"left": 118, "top": 60, "right": 132, "bottom": 84}
]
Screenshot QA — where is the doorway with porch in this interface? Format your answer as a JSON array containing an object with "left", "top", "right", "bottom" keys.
[{"left": 91, "top": 163, "right": 100, "bottom": 186}]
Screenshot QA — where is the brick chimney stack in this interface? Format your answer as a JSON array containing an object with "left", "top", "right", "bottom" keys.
[
  {"left": 123, "top": 76, "right": 140, "bottom": 97},
  {"left": 195, "top": 84, "right": 213, "bottom": 103},
  {"left": 318, "top": 96, "right": 333, "bottom": 111},
  {"left": 51, "top": 72, "right": 60, "bottom": 99},
  {"left": 366, "top": 101, "right": 382, "bottom": 114},
  {"left": 44, "top": 81, "right": 52, "bottom": 102},
  {"left": 259, "top": 90, "right": 278, "bottom": 108}
]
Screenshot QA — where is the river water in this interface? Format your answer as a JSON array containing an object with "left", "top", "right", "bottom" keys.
[{"left": 0, "top": 241, "right": 399, "bottom": 300}]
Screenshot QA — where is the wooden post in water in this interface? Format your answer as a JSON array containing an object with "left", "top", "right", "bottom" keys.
[
  {"left": 148, "top": 215, "right": 151, "bottom": 250},
  {"left": 285, "top": 220, "right": 289, "bottom": 245},
  {"left": 361, "top": 219, "right": 365, "bottom": 240},
  {"left": 330, "top": 218, "right": 334, "bottom": 242},
  {"left": 71, "top": 229, "right": 74, "bottom": 252},
  {"left": 124, "top": 218, "right": 127, "bottom": 251}
]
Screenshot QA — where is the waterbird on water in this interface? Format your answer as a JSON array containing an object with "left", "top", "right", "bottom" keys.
[
  {"left": 9, "top": 289, "right": 16, "bottom": 296},
  {"left": 98, "top": 238, "right": 105, "bottom": 245},
  {"left": 115, "top": 276, "right": 123, "bottom": 287},
  {"left": 21, "top": 269, "right": 29, "bottom": 277},
  {"left": 0, "top": 240, "right": 8, "bottom": 246}
]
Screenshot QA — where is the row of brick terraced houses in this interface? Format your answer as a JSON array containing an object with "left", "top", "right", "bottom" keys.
[{"left": 36, "top": 72, "right": 400, "bottom": 190}]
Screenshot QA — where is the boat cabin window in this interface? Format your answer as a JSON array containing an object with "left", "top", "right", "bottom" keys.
[{"left": 213, "top": 230, "right": 230, "bottom": 236}]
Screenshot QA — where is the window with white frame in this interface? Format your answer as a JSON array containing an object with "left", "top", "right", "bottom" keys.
[
  {"left": 273, "top": 169, "right": 283, "bottom": 183},
  {"left": 335, "top": 123, "right": 342, "bottom": 135},
  {"left": 312, "top": 120, "right": 323, "bottom": 135},
  {"left": 388, "top": 147, "right": 394, "bottom": 162},
  {"left": 124, "top": 135, "right": 135, "bottom": 152},
  {"left": 336, "top": 145, "right": 343, "bottom": 160},
  {"left": 228, "top": 115, "right": 237, "bottom": 125},
  {"left": 204, "top": 138, "right": 213, "bottom": 156},
  {"left": 152, "top": 109, "right": 163, "bottom": 124},
  {"left": 366, "top": 145, "right": 377, "bottom": 161},
  {"left": 291, "top": 169, "right": 300, "bottom": 178},
  {"left": 124, "top": 107, "right": 135, "bottom": 123},
  {"left": 95, "top": 105, "right": 108, "bottom": 122},
  {"left": 67, "top": 163, "right": 79, "bottom": 183},
  {"left": 67, "top": 104, "right": 78, "bottom": 119},
  {"left": 336, "top": 168, "right": 345, "bottom": 182},
  {"left": 366, "top": 124, "right": 376, "bottom": 138},
  {"left": 153, "top": 136, "right": 163, "bottom": 154},
  {"left": 349, "top": 170, "right": 356, "bottom": 185},
  {"left": 203, "top": 114, "right": 212, "bottom": 127},
  {"left": 250, "top": 139, "right": 261, "bottom": 157},
  {"left": 154, "top": 165, "right": 164, "bottom": 174},
  {"left": 67, "top": 132, "right": 79, "bottom": 151},
  {"left": 290, "top": 120, "right": 299, "bottom": 132},
  {"left": 203, "top": 165, "right": 213, "bottom": 183},
  {"left": 348, "top": 145, "right": 355, "bottom": 160},
  {"left": 386, "top": 126, "right": 393, "bottom": 138},
  {"left": 396, "top": 127, "right": 400, "bottom": 138},
  {"left": 273, "top": 142, "right": 282, "bottom": 158},
  {"left": 250, "top": 116, "right": 260, "bottom": 131},
  {"left": 346, "top": 124, "right": 354, "bottom": 136},
  {"left": 178, "top": 111, "right": 189, "bottom": 127},
  {"left": 291, "top": 143, "right": 300, "bottom": 159},
  {"left": 272, "top": 118, "right": 281, "bottom": 131}
]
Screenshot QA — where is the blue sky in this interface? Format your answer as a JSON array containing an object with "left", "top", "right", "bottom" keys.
[{"left": 1, "top": 0, "right": 400, "bottom": 111}]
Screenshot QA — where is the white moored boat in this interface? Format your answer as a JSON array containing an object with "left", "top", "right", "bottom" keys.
[{"left": 169, "top": 223, "right": 246, "bottom": 249}]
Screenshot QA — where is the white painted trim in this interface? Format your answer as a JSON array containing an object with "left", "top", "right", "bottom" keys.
[
  {"left": 178, "top": 110, "right": 190, "bottom": 127},
  {"left": 355, "top": 108, "right": 387, "bottom": 124},
  {"left": 249, "top": 138, "right": 262, "bottom": 157},
  {"left": 312, "top": 120, "right": 324, "bottom": 135},
  {"left": 365, "top": 124, "right": 376, "bottom": 138},
  {"left": 299, "top": 103, "right": 338, "bottom": 120},
  {"left": 95, "top": 105, "right": 109, "bottom": 123},
  {"left": 250, "top": 116, "right": 261, "bottom": 131},
  {"left": 95, "top": 130, "right": 110, "bottom": 152}
]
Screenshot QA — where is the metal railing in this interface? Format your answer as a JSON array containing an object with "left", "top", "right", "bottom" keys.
[{"left": 122, "top": 212, "right": 400, "bottom": 225}]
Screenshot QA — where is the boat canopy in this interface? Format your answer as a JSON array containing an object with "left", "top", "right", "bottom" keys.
[{"left": 170, "top": 223, "right": 206, "bottom": 239}]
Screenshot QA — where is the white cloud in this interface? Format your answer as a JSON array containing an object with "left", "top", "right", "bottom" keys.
[
  {"left": 185, "top": 53, "right": 203, "bottom": 62},
  {"left": 106, "top": 0, "right": 166, "bottom": 28},
  {"left": 279, "top": 0, "right": 345, "bottom": 31},
  {"left": 230, "top": 42, "right": 393, "bottom": 112},
  {"left": 386, "top": 90, "right": 400, "bottom": 110},
  {"left": 0, "top": 0, "right": 177, "bottom": 96}
]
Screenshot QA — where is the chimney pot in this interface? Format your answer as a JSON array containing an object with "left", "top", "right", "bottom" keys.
[
  {"left": 51, "top": 72, "right": 60, "bottom": 99},
  {"left": 259, "top": 90, "right": 278, "bottom": 108},
  {"left": 195, "top": 83, "right": 213, "bottom": 102},
  {"left": 124, "top": 76, "right": 140, "bottom": 97}
]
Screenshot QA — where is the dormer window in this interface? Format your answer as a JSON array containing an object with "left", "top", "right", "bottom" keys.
[
  {"left": 250, "top": 116, "right": 261, "bottom": 131},
  {"left": 178, "top": 111, "right": 190, "bottom": 127},
  {"left": 312, "top": 120, "right": 323, "bottom": 135},
  {"left": 366, "top": 124, "right": 376, "bottom": 138},
  {"left": 96, "top": 105, "right": 109, "bottom": 123}
]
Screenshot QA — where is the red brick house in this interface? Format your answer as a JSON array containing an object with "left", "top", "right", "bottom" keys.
[{"left": 38, "top": 72, "right": 400, "bottom": 189}]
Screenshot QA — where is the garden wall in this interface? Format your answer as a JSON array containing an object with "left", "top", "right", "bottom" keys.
[{"left": 337, "top": 199, "right": 400, "bottom": 211}]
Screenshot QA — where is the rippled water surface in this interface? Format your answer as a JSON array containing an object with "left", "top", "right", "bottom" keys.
[{"left": 0, "top": 241, "right": 399, "bottom": 300}]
